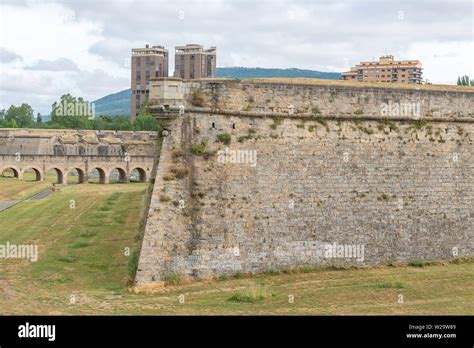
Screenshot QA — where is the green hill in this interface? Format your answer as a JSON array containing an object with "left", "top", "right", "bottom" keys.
[
  {"left": 217, "top": 67, "right": 341, "bottom": 79},
  {"left": 93, "top": 88, "right": 131, "bottom": 117}
]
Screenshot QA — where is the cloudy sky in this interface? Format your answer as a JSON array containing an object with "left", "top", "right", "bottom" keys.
[{"left": 0, "top": 0, "right": 472, "bottom": 114}]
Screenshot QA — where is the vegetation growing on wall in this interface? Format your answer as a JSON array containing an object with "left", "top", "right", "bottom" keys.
[
  {"left": 191, "top": 90, "right": 206, "bottom": 107},
  {"left": 269, "top": 118, "right": 282, "bottom": 130},
  {"left": 191, "top": 140, "right": 208, "bottom": 156},
  {"left": 217, "top": 133, "right": 231, "bottom": 145}
]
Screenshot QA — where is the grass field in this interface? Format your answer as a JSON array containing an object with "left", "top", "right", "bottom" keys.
[
  {"left": 0, "top": 172, "right": 58, "bottom": 201},
  {"left": 0, "top": 177, "right": 473, "bottom": 315}
]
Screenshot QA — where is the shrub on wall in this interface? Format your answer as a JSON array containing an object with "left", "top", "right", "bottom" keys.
[
  {"left": 191, "top": 90, "right": 206, "bottom": 107},
  {"left": 217, "top": 133, "right": 231, "bottom": 145},
  {"left": 191, "top": 140, "right": 208, "bottom": 156}
]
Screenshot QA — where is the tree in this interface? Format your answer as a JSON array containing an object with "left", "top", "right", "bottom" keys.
[
  {"left": 134, "top": 113, "right": 158, "bottom": 131},
  {"left": 0, "top": 109, "right": 5, "bottom": 127},
  {"left": 51, "top": 94, "right": 92, "bottom": 129},
  {"left": 133, "top": 100, "right": 159, "bottom": 131},
  {"left": 457, "top": 75, "right": 473, "bottom": 86},
  {"left": 37, "top": 113, "right": 42, "bottom": 124},
  {"left": 5, "top": 103, "right": 34, "bottom": 127}
]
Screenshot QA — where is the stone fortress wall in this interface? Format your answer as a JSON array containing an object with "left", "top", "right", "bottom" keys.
[
  {"left": 136, "top": 78, "right": 474, "bottom": 283},
  {"left": 0, "top": 129, "right": 158, "bottom": 184}
]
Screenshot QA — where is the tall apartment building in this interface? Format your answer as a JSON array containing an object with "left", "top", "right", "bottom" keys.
[
  {"left": 131, "top": 44, "right": 169, "bottom": 119},
  {"left": 174, "top": 44, "right": 216, "bottom": 80},
  {"left": 341, "top": 55, "right": 423, "bottom": 84}
]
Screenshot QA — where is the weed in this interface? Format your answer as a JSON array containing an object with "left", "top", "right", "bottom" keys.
[
  {"left": 191, "top": 90, "right": 206, "bottom": 107},
  {"left": 191, "top": 140, "right": 208, "bottom": 156},
  {"left": 159, "top": 195, "right": 171, "bottom": 202},
  {"left": 227, "top": 286, "right": 267, "bottom": 303},
  {"left": 409, "top": 260, "right": 426, "bottom": 268},
  {"left": 163, "top": 272, "right": 185, "bottom": 286},
  {"left": 217, "top": 133, "right": 231, "bottom": 145}
]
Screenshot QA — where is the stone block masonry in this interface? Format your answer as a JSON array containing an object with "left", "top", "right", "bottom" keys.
[
  {"left": 136, "top": 79, "right": 473, "bottom": 283},
  {"left": 0, "top": 129, "right": 158, "bottom": 184}
]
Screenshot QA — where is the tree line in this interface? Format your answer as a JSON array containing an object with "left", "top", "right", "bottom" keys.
[
  {"left": 457, "top": 75, "right": 473, "bottom": 86},
  {"left": 0, "top": 94, "right": 159, "bottom": 131}
]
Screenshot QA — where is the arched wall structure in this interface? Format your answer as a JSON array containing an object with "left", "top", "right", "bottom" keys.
[
  {"left": 66, "top": 168, "right": 86, "bottom": 184},
  {"left": 130, "top": 167, "right": 147, "bottom": 182},
  {"left": 21, "top": 167, "right": 43, "bottom": 181},
  {"left": 0, "top": 129, "right": 157, "bottom": 185},
  {"left": 47, "top": 167, "right": 65, "bottom": 184},
  {"left": 89, "top": 167, "right": 107, "bottom": 184},
  {"left": 0, "top": 166, "right": 20, "bottom": 179},
  {"left": 0, "top": 156, "right": 153, "bottom": 185},
  {"left": 108, "top": 167, "right": 128, "bottom": 183}
]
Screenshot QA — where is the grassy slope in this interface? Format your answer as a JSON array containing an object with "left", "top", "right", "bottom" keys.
[
  {"left": 0, "top": 179, "right": 473, "bottom": 315},
  {"left": 0, "top": 173, "right": 57, "bottom": 201}
]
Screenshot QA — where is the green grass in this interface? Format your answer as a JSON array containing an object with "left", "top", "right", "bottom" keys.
[
  {"left": 228, "top": 286, "right": 267, "bottom": 303},
  {"left": 163, "top": 272, "right": 185, "bottom": 286},
  {"left": 409, "top": 260, "right": 427, "bottom": 268},
  {"left": 0, "top": 179, "right": 147, "bottom": 296},
  {"left": 363, "top": 281, "right": 405, "bottom": 289},
  {"left": 0, "top": 173, "right": 57, "bottom": 201},
  {"left": 0, "top": 178, "right": 473, "bottom": 315}
]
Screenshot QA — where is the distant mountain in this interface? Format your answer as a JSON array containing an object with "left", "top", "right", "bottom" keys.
[
  {"left": 93, "top": 88, "right": 131, "bottom": 117},
  {"left": 91, "top": 67, "right": 341, "bottom": 117},
  {"left": 38, "top": 113, "right": 51, "bottom": 122},
  {"left": 217, "top": 67, "right": 341, "bottom": 80}
]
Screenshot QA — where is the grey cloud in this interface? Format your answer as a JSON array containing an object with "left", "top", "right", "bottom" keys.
[
  {"left": 75, "top": 69, "right": 129, "bottom": 100},
  {"left": 89, "top": 39, "right": 133, "bottom": 66},
  {"left": 0, "top": 47, "right": 22, "bottom": 63},
  {"left": 26, "top": 58, "right": 79, "bottom": 71},
  {"left": 0, "top": 0, "right": 472, "bottom": 113},
  {"left": 0, "top": 68, "right": 128, "bottom": 114},
  {"left": 57, "top": 0, "right": 471, "bottom": 73}
]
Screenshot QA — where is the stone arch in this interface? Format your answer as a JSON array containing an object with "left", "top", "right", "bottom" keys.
[
  {"left": 1, "top": 166, "right": 20, "bottom": 179},
  {"left": 21, "top": 167, "right": 43, "bottom": 181},
  {"left": 46, "top": 167, "right": 65, "bottom": 184},
  {"left": 108, "top": 167, "right": 127, "bottom": 183},
  {"left": 88, "top": 167, "right": 107, "bottom": 184},
  {"left": 130, "top": 167, "right": 147, "bottom": 182},
  {"left": 66, "top": 168, "right": 85, "bottom": 184}
]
